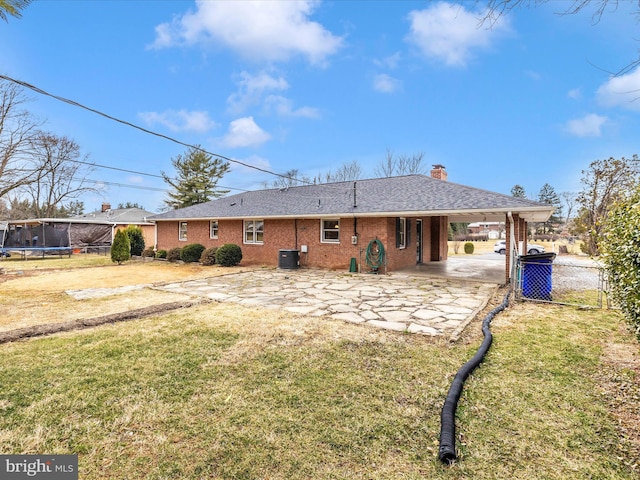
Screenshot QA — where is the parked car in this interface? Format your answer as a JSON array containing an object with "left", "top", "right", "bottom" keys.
[{"left": 493, "top": 240, "right": 545, "bottom": 255}]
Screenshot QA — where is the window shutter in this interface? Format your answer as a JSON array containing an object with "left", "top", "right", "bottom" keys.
[
  {"left": 396, "top": 217, "right": 401, "bottom": 248},
  {"left": 406, "top": 219, "right": 411, "bottom": 247}
]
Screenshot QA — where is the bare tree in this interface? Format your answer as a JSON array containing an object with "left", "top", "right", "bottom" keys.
[
  {"left": 325, "top": 159, "right": 363, "bottom": 183},
  {"left": 481, "top": 0, "right": 640, "bottom": 77},
  {"left": 574, "top": 155, "right": 640, "bottom": 255},
  {"left": 396, "top": 152, "right": 426, "bottom": 175},
  {"left": 25, "top": 133, "right": 95, "bottom": 217},
  {"left": 560, "top": 191, "right": 578, "bottom": 224},
  {"left": 375, "top": 149, "right": 426, "bottom": 177},
  {"left": 374, "top": 149, "right": 397, "bottom": 177},
  {"left": 0, "top": 81, "right": 43, "bottom": 199}
]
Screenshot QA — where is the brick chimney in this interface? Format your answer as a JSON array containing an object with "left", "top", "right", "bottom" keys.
[
  {"left": 101, "top": 202, "right": 111, "bottom": 212},
  {"left": 430, "top": 164, "right": 447, "bottom": 181}
]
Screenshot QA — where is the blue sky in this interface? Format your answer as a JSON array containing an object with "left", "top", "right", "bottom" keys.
[{"left": 1, "top": 0, "right": 639, "bottom": 213}]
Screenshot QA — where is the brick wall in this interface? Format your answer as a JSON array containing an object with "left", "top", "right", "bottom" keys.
[{"left": 155, "top": 215, "right": 447, "bottom": 271}]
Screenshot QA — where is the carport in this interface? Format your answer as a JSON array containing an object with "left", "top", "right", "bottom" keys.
[{"left": 407, "top": 210, "right": 554, "bottom": 285}]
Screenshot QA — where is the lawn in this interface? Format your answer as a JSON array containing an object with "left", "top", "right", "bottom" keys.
[{"left": 0, "top": 260, "right": 638, "bottom": 479}]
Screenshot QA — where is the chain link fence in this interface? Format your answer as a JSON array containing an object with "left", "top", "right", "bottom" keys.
[{"left": 514, "top": 256, "right": 605, "bottom": 308}]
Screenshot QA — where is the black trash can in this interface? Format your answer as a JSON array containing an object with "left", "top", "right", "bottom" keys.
[
  {"left": 520, "top": 252, "right": 556, "bottom": 301},
  {"left": 278, "top": 249, "right": 300, "bottom": 269}
]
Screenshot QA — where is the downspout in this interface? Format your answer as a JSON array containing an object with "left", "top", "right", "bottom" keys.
[
  {"left": 154, "top": 222, "right": 158, "bottom": 251},
  {"left": 507, "top": 211, "right": 517, "bottom": 288}
]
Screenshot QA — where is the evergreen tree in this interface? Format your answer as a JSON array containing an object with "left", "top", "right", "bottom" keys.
[
  {"left": 124, "top": 225, "right": 145, "bottom": 256},
  {"left": 110, "top": 229, "right": 131, "bottom": 264},
  {"left": 162, "top": 146, "right": 230, "bottom": 209},
  {"left": 118, "top": 202, "right": 145, "bottom": 209},
  {"left": 537, "top": 183, "right": 562, "bottom": 234},
  {"left": 511, "top": 184, "right": 526, "bottom": 198},
  {"left": 601, "top": 185, "right": 640, "bottom": 339}
]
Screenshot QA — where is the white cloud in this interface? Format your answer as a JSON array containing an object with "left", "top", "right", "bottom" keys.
[
  {"left": 221, "top": 117, "right": 271, "bottom": 148},
  {"left": 227, "top": 71, "right": 289, "bottom": 114},
  {"left": 373, "top": 74, "right": 401, "bottom": 93},
  {"left": 373, "top": 52, "right": 402, "bottom": 69},
  {"left": 565, "top": 113, "right": 608, "bottom": 137},
  {"left": 138, "top": 110, "right": 218, "bottom": 133},
  {"left": 596, "top": 67, "right": 640, "bottom": 111},
  {"left": 264, "top": 95, "right": 320, "bottom": 118},
  {"left": 567, "top": 88, "right": 582, "bottom": 100},
  {"left": 149, "top": 0, "right": 343, "bottom": 65},
  {"left": 406, "top": 2, "right": 509, "bottom": 67}
]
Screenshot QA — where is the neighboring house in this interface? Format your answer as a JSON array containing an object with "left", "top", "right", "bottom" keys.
[
  {"left": 75, "top": 203, "right": 156, "bottom": 248},
  {"left": 467, "top": 221, "right": 505, "bottom": 240},
  {"left": 150, "top": 167, "right": 554, "bottom": 282},
  {"left": 1, "top": 204, "right": 156, "bottom": 254}
]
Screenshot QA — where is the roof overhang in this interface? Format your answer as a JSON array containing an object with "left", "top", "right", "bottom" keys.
[{"left": 150, "top": 206, "right": 554, "bottom": 223}]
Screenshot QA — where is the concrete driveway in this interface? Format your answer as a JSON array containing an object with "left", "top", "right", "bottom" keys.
[
  {"left": 401, "top": 254, "right": 507, "bottom": 284},
  {"left": 155, "top": 269, "right": 498, "bottom": 339}
]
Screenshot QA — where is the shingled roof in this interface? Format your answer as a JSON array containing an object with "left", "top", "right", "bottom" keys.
[
  {"left": 76, "top": 207, "right": 155, "bottom": 224},
  {"left": 150, "top": 174, "right": 553, "bottom": 223}
]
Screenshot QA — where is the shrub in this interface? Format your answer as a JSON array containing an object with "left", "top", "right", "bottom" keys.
[
  {"left": 200, "top": 247, "right": 218, "bottom": 266},
  {"left": 124, "top": 225, "right": 145, "bottom": 256},
  {"left": 180, "top": 243, "right": 206, "bottom": 263},
  {"left": 167, "top": 247, "right": 182, "bottom": 262},
  {"left": 142, "top": 247, "right": 155, "bottom": 258},
  {"left": 110, "top": 229, "right": 130, "bottom": 264},
  {"left": 601, "top": 186, "right": 640, "bottom": 340},
  {"left": 464, "top": 242, "right": 474, "bottom": 254},
  {"left": 156, "top": 249, "right": 167, "bottom": 259},
  {"left": 216, "top": 243, "right": 242, "bottom": 267}
]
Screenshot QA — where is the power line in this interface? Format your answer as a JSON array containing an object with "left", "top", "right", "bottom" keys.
[
  {"left": 0, "top": 74, "right": 311, "bottom": 185},
  {"left": 68, "top": 158, "right": 250, "bottom": 192},
  {"left": 86, "top": 179, "right": 168, "bottom": 192}
]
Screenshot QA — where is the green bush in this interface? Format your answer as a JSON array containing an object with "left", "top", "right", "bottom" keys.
[
  {"left": 200, "top": 247, "right": 218, "bottom": 266},
  {"left": 216, "top": 243, "right": 242, "bottom": 267},
  {"left": 156, "top": 249, "right": 167, "bottom": 259},
  {"left": 142, "top": 247, "right": 155, "bottom": 258},
  {"left": 110, "top": 229, "right": 131, "bottom": 264},
  {"left": 601, "top": 186, "right": 640, "bottom": 339},
  {"left": 167, "top": 247, "right": 182, "bottom": 262},
  {"left": 180, "top": 243, "right": 205, "bottom": 263},
  {"left": 464, "top": 242, "right": 474, "bottom": 254},
  {"left": 124, "top": 225, "right": 145, "bottom": 256}
]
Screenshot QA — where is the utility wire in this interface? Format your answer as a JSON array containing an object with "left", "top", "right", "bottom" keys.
[
  {"left": 86, "top": 179, "right": 168, "bottom": 192},
  {"left": 0, "top": 74, "right": 312, "bottom": 185},
  {"left": 68, "top": 158, "right": 250, "bottom": 192}
]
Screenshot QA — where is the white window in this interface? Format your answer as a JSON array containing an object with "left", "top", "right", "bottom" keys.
[
  {"left": 321, "top": 219, "right": 340, "bottom": 243},
  {"left": 210, "top": 220, "right": 219, "bottom": 239},
  {"left": 179, "top": 222, "right": 188, "bottom": 241},
  {"left": 244, "top": 220, "right": 264, "bottom": 244},
  {"left": 397, "top": 217, "right": 406, "bottom": 249}
]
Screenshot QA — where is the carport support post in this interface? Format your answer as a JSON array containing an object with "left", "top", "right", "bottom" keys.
[{"left": 505, "top": 213, "right": 528, "bottom": 283}]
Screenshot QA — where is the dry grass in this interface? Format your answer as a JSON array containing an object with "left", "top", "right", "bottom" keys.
[
  {"left": 0, "top": 259, "right": 638, "bottom": 479},
  {"left": 0, "top": 257, "right": 251, "bottom": 332}
]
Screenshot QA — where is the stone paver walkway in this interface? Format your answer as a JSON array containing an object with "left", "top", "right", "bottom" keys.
[{"left": 154, "top": 270, "right": 497, "bottom": 339}]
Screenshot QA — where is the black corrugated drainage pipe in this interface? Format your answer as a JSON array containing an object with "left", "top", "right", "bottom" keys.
[{"left": 438, "top": 290, "right": 511, "bottom": 464}]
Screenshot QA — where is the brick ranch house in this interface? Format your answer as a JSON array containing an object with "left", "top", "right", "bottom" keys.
[{"left": 149, "top": 167, "right": 554, "bottom": 282}]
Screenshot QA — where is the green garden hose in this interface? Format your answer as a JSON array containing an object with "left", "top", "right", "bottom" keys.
[{"left": 365, "top": 239, "right": 385, "bottom": 271}]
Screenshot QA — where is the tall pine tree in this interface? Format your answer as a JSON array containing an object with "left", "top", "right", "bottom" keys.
[
  {"left": 537, "top": 183, "right": 562, "bottom": 234},
  {"left": 162, "top": 146, "right": 230, "bottom": 210}
]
